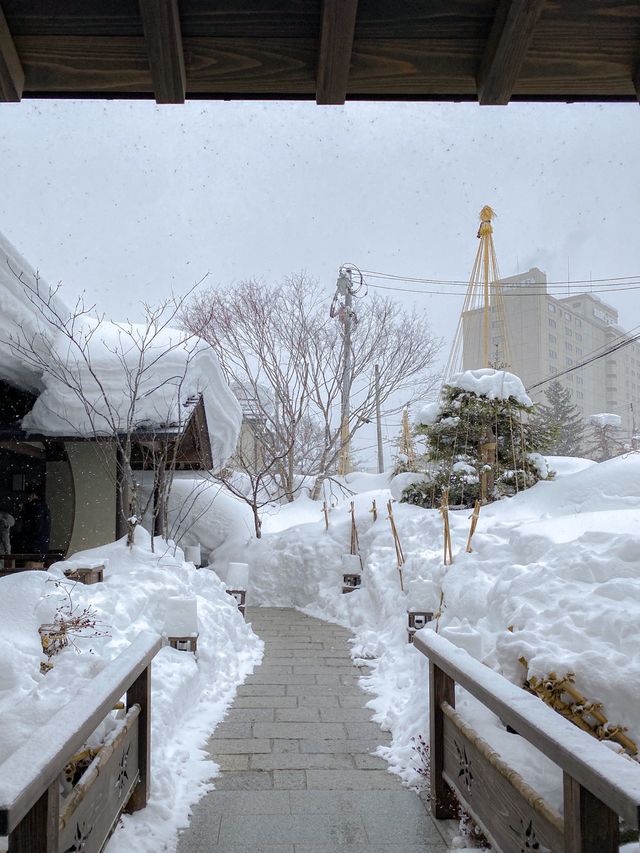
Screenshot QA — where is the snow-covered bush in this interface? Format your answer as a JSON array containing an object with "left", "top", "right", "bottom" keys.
[{"left": 402, "top": 368, "right": 551, "bottom": 508}]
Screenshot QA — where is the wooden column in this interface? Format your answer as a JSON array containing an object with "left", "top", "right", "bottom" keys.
[
  {"left": 316, "top": 0, "right": 358, "bottom": 105},
  {"left": 8, "top": 782, "right": 58, "bottom": 853},
  {"left": 477, "top": 0, "right": 546, "bottom": 105},
  {"left": 126, "top": 665, "right": 151, "bottom": 812},
  {"left": 139, "top": 0, "right": 186, "bottom": 104},
  {"left": 563, "top": 773, "right": 618, "bottom": 853},
  {"left": 429, "top": 661, "right": 457, "bottom": 819},
  {"left": 0, "top": 6, "right": 24, "bottom": 102}
]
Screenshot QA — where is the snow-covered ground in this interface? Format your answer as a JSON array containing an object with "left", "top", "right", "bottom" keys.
[
  {"left": 0, "top": 529, "right": 262, "bottom": 852},
  {"left": 239, "top": 453, "right": 640, "bottom": 846}
]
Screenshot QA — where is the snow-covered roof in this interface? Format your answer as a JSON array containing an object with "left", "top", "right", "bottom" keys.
[
  {"left": 0, "top": 231, "right": 241, "bottom": 470},
  {"left": 449, "top": 368, "right": 532, "bottom": 407}
]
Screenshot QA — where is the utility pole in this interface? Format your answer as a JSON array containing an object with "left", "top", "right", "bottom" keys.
[
  {"left": 375, "top": 363, "right": 384, "bottom": 473},
  {"left": 330, "top": 266, "right": 363, "bottom": 476},
  {"left": 338, "top": 268, "right": 353, "bottom": 475}
]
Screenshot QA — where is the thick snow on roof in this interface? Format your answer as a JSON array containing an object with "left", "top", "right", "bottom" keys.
[
  {"left": 449, "top": 367, "right": 532, "bottom": 406},
  {"left": 21, "top": 317, "right": 241, "bottom": 470},
  {"left": 0, "top": 230, "right": 240, "bottom": 469},
  {"left": 589, "top": 412, "right": 622, "bottom": 428},
  {"left": 0, "top": 231, "right": 62, "bottom": 391}
]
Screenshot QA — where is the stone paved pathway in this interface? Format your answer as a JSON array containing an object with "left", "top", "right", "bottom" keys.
[{"left": 177, "top": 607, "right": 448, "bottom": 853}]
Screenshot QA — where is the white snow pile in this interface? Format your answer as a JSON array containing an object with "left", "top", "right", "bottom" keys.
[
  {"left": 0, "top": 528, "right": 262, "bottom": 853},
  {"left": 415, "top": 400, "right": 440, "bottom": 426},
  {"left": 449, "top": 367, "right": 533, "bottom": 406},
  {"left": 239, "top": 453, "right": 640, "bottom": 826},
  {"left": 590, "top": 412, "right": 623, "bottom": 428}
]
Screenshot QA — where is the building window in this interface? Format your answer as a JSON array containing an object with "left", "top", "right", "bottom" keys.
[
  {"left": 548, "top": 303, "right": 556, "bottom": 313},
  {"left": 577, "top": 391, "right": 583, "bottom": 399},
  {"left": 565, "top": 328, "right": 572, "bottom": 338},
  {"left": 565, "top": 342, "right": 573, "bottom": 352},
  {"left": 576, "top": 376, "right": 583, "bottom": 385},
  {"left": 576, "top": 347, "right": 582, "bottom": 356},
  {"left": 576, "top": 319, "right": 582, "bottom": 328},
  {"left": 549, "top": 319, "right": 556, "bottom": 328},
  {"left": 576, "top": 333, "right": 582, "bottom": 341},
  {"left": 549, "top": 334, "right": 556, "bottom": 343},
  {"left": 549, "top": 350, "right": 557, "bottom": 359},
  {"left": 566, "top": 357, "right": 573, "bottom": 366},
  {"left": 564, "top": 311, "right": 571, "bottom": 320}
]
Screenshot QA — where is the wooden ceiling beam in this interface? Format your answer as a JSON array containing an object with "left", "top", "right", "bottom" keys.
[
  {"left": 0, "top": 4, "right": 24, "bottom": 101},
  {"left": 477, "top": 0, "right": 546, "bottom": 106},
  {"left": 316, "top": 0, "right": 358, "bottom": 105},
  {"left": 138, "top": 0, "right": 186, "bottom": 104}
]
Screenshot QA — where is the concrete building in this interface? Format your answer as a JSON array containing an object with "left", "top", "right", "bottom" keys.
[{"left": 462, "top": 267, "right": 640, "bottom": 438}]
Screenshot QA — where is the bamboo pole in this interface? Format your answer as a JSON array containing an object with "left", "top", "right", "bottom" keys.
[
  {"left": 322, "top": 501, "right": 329, "bottom": 531},
  {"left": 370, "top": 499, "right": 378, "bottom": 522},
  {"left": 349, "top": 500, "right": 359, "bottom": 555},
  {"left": 439, "top": 490, "right": 453, "bottom": 565},
  {"left": 386, "top": 500, "right": 405, "bottom": 591},
  {"left": 465, "top": 500, "right": 481, "bottom": 553}
]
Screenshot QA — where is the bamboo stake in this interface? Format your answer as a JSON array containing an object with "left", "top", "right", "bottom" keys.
[
  {"left": 349, "top": 500, "right": 359, "bottom": 555},
  {"left": 439, "top": 490, "right": 453, "bottom": 565},
  {"left": 322, "top": 501, "right": 329, "bottom": 531},
  {"left": 386, "top": 500, "right": 405, "bottom": 591},
  {"left": 370, "top": 499, "right": 378, "bottom": 522},
  {"left": 465, "top": 500, "right": 481, "bottom": 553}
]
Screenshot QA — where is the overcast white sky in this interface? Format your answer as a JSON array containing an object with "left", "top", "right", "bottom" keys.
[{"left": 1, "top": 99, "right": 639, "bottom": 460}]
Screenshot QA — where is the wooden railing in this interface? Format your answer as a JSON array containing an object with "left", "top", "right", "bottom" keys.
[
  {"left": 0, "top": 632, "right": 161, "bottom": 853},
  {"left": 415, "top": 630, "right": 640, "bottom": 853}
]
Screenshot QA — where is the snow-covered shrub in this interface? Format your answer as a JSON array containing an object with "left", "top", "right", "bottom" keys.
[{"left": 401, "top": 368, "right": 551, "bottom": 508}]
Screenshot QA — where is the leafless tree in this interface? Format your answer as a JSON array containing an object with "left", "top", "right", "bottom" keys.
[
  {"left": 183, "top": 273, "right": 441, "bottom": 500},
  {"left": 4, "top": 264, "right": 209, "bottom": 546}
]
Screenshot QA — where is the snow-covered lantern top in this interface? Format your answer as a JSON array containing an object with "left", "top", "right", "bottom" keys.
[
  {"left": 227, "top": 561, "right": 250, "bottom": 590},
  {"left": 164, "top": 595, "right": 198, "bottom": 637}
]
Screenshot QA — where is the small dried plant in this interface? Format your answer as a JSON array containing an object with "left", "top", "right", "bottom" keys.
[
  {"left": 39, "top": 580, "right": 110, "bottom": 663},
  {"left": 411, "top": 733, "right": 431, "bottom": 792}
]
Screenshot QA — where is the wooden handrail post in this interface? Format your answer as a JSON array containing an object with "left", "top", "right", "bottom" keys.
[
  {"left": 8, "top": 782, "right": 58, "bottom": 853},
  {"left": 563, "top": 773, "right": 618, "bottom": 853},
  {"left": 126, "top": 663, "right": 151, "bottom": 812},
  {"left": 429, "top": 661, "right": 457, "bottom": 819}
]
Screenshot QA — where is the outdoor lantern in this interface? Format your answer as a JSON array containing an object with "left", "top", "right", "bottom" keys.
[
  {"left": 164, "top": 595, "right": 199, "bottom": 654},
  {"left": 184, "top": 544, "right": 202, "bottom": 567},
  {"left": 63, "top": 563, "right": 105, "bottom": 584},
  {"left": 342, "top": 573, "right": 362, "bottom": 594},
  {"left": 226, "top": 561, "right": 249, "bottom": 619},
  {"left": 407, "top": 610, "right": 434, "bottom": 643}
]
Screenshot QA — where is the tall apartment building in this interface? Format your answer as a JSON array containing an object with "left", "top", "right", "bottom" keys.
[{"left": 462, "top": 268, "right": 640, "bottom": 438}]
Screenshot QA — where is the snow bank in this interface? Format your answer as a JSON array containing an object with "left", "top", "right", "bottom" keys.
[
  {"left": 449, "top": 367, "right": 532, "bottom": 406},
  {"left": 242, "top": 454, "right": 640, "bottom": 814},
  {"left": 0, "top": 528, "right": 262, "bottom": 852},
  {"left": 21, "top": 321, "right": 241, "bottom": 471}
]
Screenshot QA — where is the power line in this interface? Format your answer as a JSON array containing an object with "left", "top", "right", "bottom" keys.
[
  {"left": 366, "top": 281, "right": 640, "bottom": 298},
  {"left": 360, "top": 267, "right": 640, "bottom": 289},
  {"left": 527, "top": 327, "right": 640, "bottom": 392}
]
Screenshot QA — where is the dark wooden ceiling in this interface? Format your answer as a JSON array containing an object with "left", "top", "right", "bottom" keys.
[{"left": 1, "top": 1, "right": 639, "bottom": 106}]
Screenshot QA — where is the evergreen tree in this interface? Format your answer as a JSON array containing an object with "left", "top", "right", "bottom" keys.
[
  {"left": 529, "top": 381, "right": 584, "bottom": 456},
  {"left": 401, "top": 370, "right": 550, "bottom": 509},
  {"left": 584, "top": 414, "right": 623, "bottom": 462}
]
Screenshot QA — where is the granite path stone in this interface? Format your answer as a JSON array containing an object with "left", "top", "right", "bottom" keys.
[{"left": 177, "top": 607, "right": 448, "bottom": 853}]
